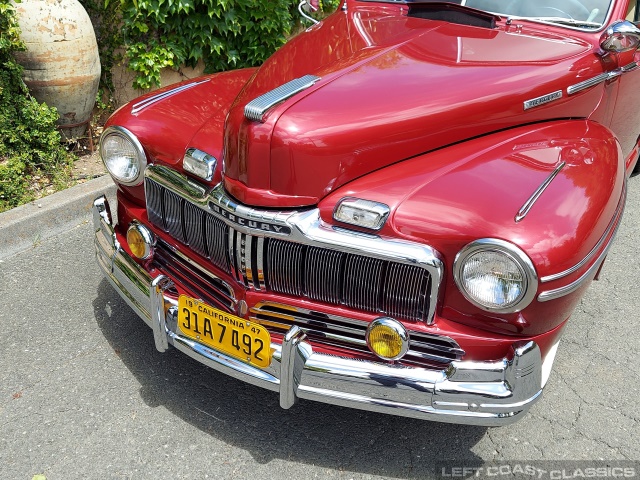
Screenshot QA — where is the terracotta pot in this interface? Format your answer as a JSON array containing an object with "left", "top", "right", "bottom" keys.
[{"left": 12, "top": 0, "right": 101, "bottom": 139}]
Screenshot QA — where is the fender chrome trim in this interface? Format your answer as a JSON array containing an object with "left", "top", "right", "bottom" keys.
[
  {"left": 567, "top": 61, "right": 640, "bottom": 96},
  {"left": 538, "top": 182, "right": 626, "bottom": 301},
  {"left": 515, "top": 162, "right": 565, "bottom": 223},
  {"left": 523, "top": 90, "right": 562, "bottom": 110},
  {"left": 540, "top": 180, "right": 626, "bottom": 284}
]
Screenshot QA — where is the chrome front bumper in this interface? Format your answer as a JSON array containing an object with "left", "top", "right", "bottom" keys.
[{"left": 93, "top": 195, "right": 544, "bottom": 426}]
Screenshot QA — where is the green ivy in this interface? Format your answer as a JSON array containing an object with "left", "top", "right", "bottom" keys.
[
  {"left": 79, "top": 0, "right": 123, "bottom": 105},
  {"left": 108, "top": 0, "right": 339, "bottom": 90},
  {"left": 0, "top": 0, "right": 73, "bottom": 213},
  {"left": 319, "top": 0, "right": 341, "bottom": 12},
  {"left": 116, "top": 0, "right": 295, "bottom": 89}
]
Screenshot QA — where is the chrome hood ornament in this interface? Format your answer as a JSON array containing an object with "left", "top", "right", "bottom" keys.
[{"left": 244, "top": 75, "right": 321, "bottom": 122}]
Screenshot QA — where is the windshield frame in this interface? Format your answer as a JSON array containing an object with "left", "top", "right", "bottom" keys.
[{"left": 354, "top": 0, "right": 617, "bottom": 33}]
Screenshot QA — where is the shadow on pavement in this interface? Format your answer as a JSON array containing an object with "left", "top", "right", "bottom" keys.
[{"left": 93, "top": 278, "right": 487, "bottom": 478}]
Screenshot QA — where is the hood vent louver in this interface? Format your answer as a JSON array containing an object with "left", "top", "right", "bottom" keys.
[{"left": 244, "top": 75, "right": 321, "bottom": 122}]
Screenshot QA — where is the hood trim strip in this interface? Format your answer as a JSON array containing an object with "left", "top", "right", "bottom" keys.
[
  {"left": 515, "top": 162, "right": 565, "bottom": 223},
  {"left": 131, "top": 80, "right": 209, "bottom": 114},
  {"left": 245, "top": 75, "right": 321, "bottom": 122}
]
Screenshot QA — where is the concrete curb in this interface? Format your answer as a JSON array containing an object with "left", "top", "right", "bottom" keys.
[{"left": 0, "top": 175, "right": 116, "bottom": 260}]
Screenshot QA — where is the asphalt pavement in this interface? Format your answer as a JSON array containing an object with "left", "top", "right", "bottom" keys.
[{"left": 0, "top": 178, "right": 639, "bottom": 479}]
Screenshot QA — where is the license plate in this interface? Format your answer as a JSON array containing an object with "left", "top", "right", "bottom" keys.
[{"left": 177, "top": 295, "right": 271, "bottom": 368}]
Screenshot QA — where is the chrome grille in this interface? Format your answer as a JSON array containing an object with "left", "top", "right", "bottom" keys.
[
  {"left": 267, "top": 239, "right": 304, "bottom": 295},
  {"left": 152, "top": 240, "right": 235, "bottom": 311},
  {"left": 384, "top": 263, "right": 431, "bottom": 322},
  {"left": 205, "top": 214, "right": 229, "bottom": 271},
  {"left": 251, "top": 303, "right": 464, "bottom": 368},
  {"left": 305, "top": 247, "right": 343, "bottom": 304},
  {"left": 343, "top": 255, "right": 384, "bottom": 310},
  {"left": 164, "top": 189, "right": 185, "bottom": 242},
  {"left": 184, "top": 202, "right": 207, "bottom": 257},
  {"left": 145, "top": 177, "right": 433, "bottom": 322}
]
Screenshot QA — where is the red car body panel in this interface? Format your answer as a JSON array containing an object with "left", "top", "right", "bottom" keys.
[{"left": 223, "top": 7, "right": 607, "bottom": 206}]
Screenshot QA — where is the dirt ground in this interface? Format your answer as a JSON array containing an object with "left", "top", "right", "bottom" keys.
[
  {"left": 72, "top": 149, "right": 106, "bottom": 183},
  {"left": 68, "top": 121, "right": 107, "bottom": 185}
]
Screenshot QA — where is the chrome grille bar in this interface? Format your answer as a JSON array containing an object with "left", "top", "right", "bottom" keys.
[
  {"left": 205, "top": 214, "right": 229, "bottom": 271},
  {"left": 267, "top": 239, "right": 305, "bottom": 295},
  {"left": 343, "top": 255, "right": 384, "bottom": 311},
  {"left": 146, "top": 179, "right": 165, "bottom": 230},
  {"left": 228, "top": 227, "right": 238, "bottom": 281},
  {"left": 245, "top": 234, "right": 254, "bottom": 287},
  {"left": 305, "top": 247, "right": 343, "bottom": 304},
  {"left": 163, "top": 189, "right": 185, "bottom": 243},
  {"left": 183, "top": 202, "right": 207, "bottom": 257},
  {"left": 250, "top": 302, "right": 464, "bottom": 367},
  {"left": 384, "top": 263, "right": 430, "bottom": 322},
  {"left": 255, "top": 236, "right": 266, "bottom": 291},
  {"left": 235, "top": 230, "right": 245, "bottom": 285}
]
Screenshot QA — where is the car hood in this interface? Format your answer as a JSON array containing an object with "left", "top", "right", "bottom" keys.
[{"left": 222, "top": 5, "right": 603, "bottom": 207}]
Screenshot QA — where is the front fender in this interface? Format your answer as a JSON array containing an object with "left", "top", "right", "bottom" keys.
[
  {"left": 319, "top": 120, "right": 625, "bottom": 335},
  {"left": 105, "top": 68, "right": 257, "bottom": 205}
]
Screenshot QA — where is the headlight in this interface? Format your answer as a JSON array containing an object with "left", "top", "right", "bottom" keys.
[
  {"left": 453, "top": 239, "right": 537, "bottom": 313},
  {"left": 100, "top": 126, "right": 147, "bottom": 186}
]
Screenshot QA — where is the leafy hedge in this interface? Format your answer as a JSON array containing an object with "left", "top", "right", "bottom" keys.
[
  {"left": 0, "top": 0, "right": 73, "bottom": 213},
  {"left": 82, "top": 0, "right": 340, "bottom": 91}
]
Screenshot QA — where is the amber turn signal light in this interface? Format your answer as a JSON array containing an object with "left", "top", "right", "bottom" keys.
[
  {"left": 365, "top": 318, "right": 409, "bottom": 361},
  {"left": 126, "top": 223, "right": 155, "bottom": 260}
]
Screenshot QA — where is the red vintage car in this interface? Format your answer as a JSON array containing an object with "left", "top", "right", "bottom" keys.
[{"left": 93, "top": 0, "right": 639, "bottom": 425}]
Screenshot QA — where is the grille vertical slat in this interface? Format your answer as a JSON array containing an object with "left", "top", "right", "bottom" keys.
[
  {"left": 343, "top": 255, "right": 384, "bottom": 311},
  {"left": 255, "top": 237, "right": 266, "bottom": 290},
  {"left": 145, "top": 179, "right": 165, "bottom": 230},
  {"left": 305, "top": 247, "right": 344, "bottom": 304},
  {"left": 228, "top": 227, "right": 238, "bottom": 281},
  {"left": 205, "top": 213, "right": 229, "bottom": 271},
  {"left": 267, "top": 239, "right": 304, "bottom": 295},
  {"left": 236, "top": 232, "right": 246, "bottom": 285},
  {"left": 164, "top": 190, "right": 185, "bottom": 242},
  {"left": 183, "top": 202, "right": 207, "bottom": 257},
  {"left": 245, "top": 234, "right": 254, "bottom": 286}
]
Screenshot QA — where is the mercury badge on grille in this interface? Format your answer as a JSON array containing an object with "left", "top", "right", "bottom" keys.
[
  {"left": 208, "top": 202, "right": 292, "bottom": 235},
  {"left": 208, "top": 184, "right": 293, "bottom": 235}
]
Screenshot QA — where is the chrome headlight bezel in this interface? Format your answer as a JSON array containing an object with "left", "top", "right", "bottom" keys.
[
  {"left": 99, "top": 125, "right": 147, "bottom": 186},
  {"left": 453, "top": 238, "right": 538, "bottom": 314},
  {"left": 332, "top": 197, "right": 390, "bottom": 231}
]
